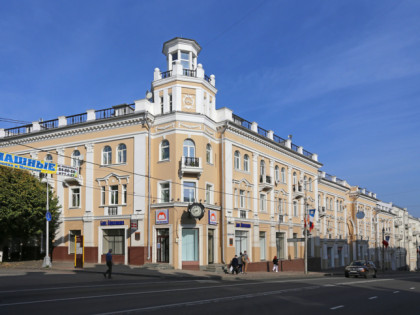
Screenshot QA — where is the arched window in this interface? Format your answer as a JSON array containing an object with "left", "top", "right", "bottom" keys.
[
  {"left": 160, "top": 140, "right": 170, "bottom": 161},
  {"left": 206, "top": 144, "right": 212, "bottom": 164},
  {"left": 326, "top": 197, "right": 329, "bottom": 210},
  {"left": 243, "top": 154, "right": 249, "bottom": 172},
  {"left": 304, "top": 176, "right": 307, "bottom": 191},
  {"left": 45, "top": 154, "right": 53, "bottom": 162},
  {"left": 308, "top": 177, "right": 312, "bottom": 191},
  {"left": 102, "top": 146, "right": 112, "bottom": 165},
  {"left": 281, "top": 167, "right": 286, "bottom": 183},
  {"left": 275, "top": 166, "right": 280, "bottom": 182},
  {"left": 260, "top": 160, "right": 265, "bottom": 176},
  {"left": 117, "top": 144, "right": 127, "bottom": 164},
  {"left": 293, "top": 172, "right": 297, "bottom": 185},
  {"left": 183, "top": 139, "right": 195, "bottom": 157},
  {"left": 318, "top": 194, "right": 321, "bottom": 209},
  {"left": 330, "top": 199, "right": 333, "bottom": 211},
  {"left": 234, "top": 151, "right": 241, "bottom": 169},
  {"left": 336, "top": 200, "right": 339, "bottom": 212},
  {"left": 72, "top": 150, "right": 81, "bottom": 167}
]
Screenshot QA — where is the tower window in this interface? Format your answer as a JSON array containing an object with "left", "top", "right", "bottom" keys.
[{"left": 180, "top": 51, "right": 189, "bottom": 69}]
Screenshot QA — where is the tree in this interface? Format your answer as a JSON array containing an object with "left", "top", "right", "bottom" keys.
[{"left": 0, "top": 166, "right": 60, "bottom": 260}]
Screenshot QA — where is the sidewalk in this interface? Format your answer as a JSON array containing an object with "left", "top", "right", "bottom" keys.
[{"left": 0, "top": 260, "right": 330, "bottom": 281}]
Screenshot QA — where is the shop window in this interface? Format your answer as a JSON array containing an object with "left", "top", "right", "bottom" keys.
[{"left": 103, "top": 229, "right": 124, "bottom": 255}]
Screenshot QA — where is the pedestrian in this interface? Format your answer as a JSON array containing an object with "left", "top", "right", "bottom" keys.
[
  {"left": 238, "top": 252, "right": 243, "bottom": 273},
  {"left": 230, "top": 255, "right": 239, "bottom": 274},
  {"left": 272, "top": 255, "right": 279, "bottom": 272},
  {"left": 103, "top": 249, "right": 113, "bottom": 279},
  {"left": 242, "top": 250, "right": 250, "bottom": 274}
]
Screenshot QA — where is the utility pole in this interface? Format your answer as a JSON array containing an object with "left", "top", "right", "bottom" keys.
[
  {"left": 304, "top": 182, "right": 308, "bottom": 275},
  {"left": 382, "top": 227, "right": 385, "bottom": 272},
  {"left": 42, "top": 178, "right": 52, "bottom": 268}
]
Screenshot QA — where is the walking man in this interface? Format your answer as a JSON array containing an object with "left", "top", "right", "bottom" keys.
[
  {"left": 243, "top": 250, "right": 250, "bottom": 274},
  {"left": 103, "top": 249, "right": 113, "bottom": 279}
]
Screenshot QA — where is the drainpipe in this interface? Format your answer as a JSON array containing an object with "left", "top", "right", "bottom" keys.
[
  {"left": 220, "top": 123, "right": 228, "bottom": 264},
  {"left": 145, "top": 113, "right": 153, "bottom": 261}
]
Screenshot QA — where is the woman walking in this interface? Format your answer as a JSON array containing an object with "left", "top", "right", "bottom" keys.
[{"left": 272, "top": 256, "right": 279, "bottom": 272}]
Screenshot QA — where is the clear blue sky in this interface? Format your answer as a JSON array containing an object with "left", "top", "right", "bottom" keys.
[{"left": 1, "top": 0, "right": 419, "bottom": 217}]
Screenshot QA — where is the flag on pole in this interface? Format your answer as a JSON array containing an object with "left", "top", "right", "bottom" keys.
[{"left": 309, "top": 209, "right": 315, "bottom": 232}]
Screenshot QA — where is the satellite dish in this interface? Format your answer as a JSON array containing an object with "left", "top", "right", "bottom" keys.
[{"left": 356, "top": 211, "right": 365, "bottom": 219}]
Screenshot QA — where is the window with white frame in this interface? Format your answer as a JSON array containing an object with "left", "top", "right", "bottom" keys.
[
  {"left": 108, "top": 206, "right": 117, "bottom": 215},
  {"left": 183, "top": 181, "right": 196, "bottom": 203},
  {"left": 180, "top": 51, "right": 190, "bottom": 69},
  {"left": 117, "top": 144, "right": 127, "bottom": 164},
  {"left": 308, "top": 177, "right": 312, "bottom": 191},
  {"left": 234, "top": 151, "right": 240, "bottom": 169},
  {"left": 71, "top": 188, "right": 80, "bottom": 208},
  {"left": 160, "top": 140, "right": 170, "bottom": 161},
  {"left": 275, "top": 166, "right": 280, "bottom": 182},
  {"left": 122, "top": 184, "right": 127, "bottom": 204},
  {"left": 240, "top": 190, "right": 245, "bottom": 208},
  {"left": 260, "top": 160, "right": 265, "bottom": 176},
  {"left": 293, "top": 172, "right": 297, "bottom": 185},
  {"left": 260, "top": 193, "right": 267, "bottom": 212},
  {"left": 240, "top": 210, "right": 246, "bottom": 218},
  {"left": 169, "top": 94, "right": 173, "bottom": 112},
  {"left": 183, "top": 139, "right": 195, "bottom": 158},
  {"left": 102, "top": 146, "right": 112, "bottom": 165},
  {"left": 281, "top": 167, "right": 286, "bottom": 183},
  {"left": 243, "top": 154, "right": 249, "bottom": 172},
  {"left": 110, "top": 185, "right": 119, "bottom": 205},
  {"left": 71, "top": 150, "right": 81, "bottom": 168},
  {"left": 160, "top": 182, "right": 170, "bottom": 203},
  {"left": 234, "top": 189, "right": 238, "bottom": 208},
  {"left": 304, "top": 176, "right": 307, "bottom": 191},
  {"left": 206, "top": 144, "right": 212, "bottom": 164},
  {"left": 278, "top": 198, "right": 283, "bottom": 214},
  {"left": 205, "top": 183, "right": 213, "bottom": 204},
  {"left": 101, "top": 187, "right": 106, "bottom": 205},
  {"left": 293, "top": 201, "right": 298, "bottom": 217},
  {"left": 160, "top": 96, "right": 164, "bottom": 114},
  {"left": 247, "top": 191, "right": 251, "bottom": 210}
]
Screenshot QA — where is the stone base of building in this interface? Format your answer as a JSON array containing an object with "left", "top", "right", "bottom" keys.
[{"left": 182, "top": 261, "right": 200, "bottom": 270}]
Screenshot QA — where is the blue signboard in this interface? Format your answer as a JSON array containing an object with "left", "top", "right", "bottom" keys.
[
  {"left": 100, "top": 220, "right": 124, "bottom": 226},
  {"left": 46, "top": 211, "right": 52, "bottom": 222},
  {"left": 385, "top": 236, "right": 390, "bottom": 241},
  {"left": 235, "top": 223, "right": 251, "bottom": 228}
]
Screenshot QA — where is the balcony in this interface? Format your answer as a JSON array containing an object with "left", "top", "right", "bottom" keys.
[
  {"left": 179, "top": 156, "right": 203, "bottom": 179},
  {"left": 259, "top": 175, "right": 273, "bottom": 192},
  {"left": 394, "top": 220, "right": 402, "bottom": 227},
  {"left": 319, "top": 206, "right": 326, "bottom": 217},
  {"left": 292, "top": 184, "right": 304, "bottom": 199}
]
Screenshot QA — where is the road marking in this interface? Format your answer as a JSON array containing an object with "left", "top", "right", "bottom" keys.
[
  {"left": 368, "top": 296, "right": 378, "bottom": 300},
  {"left": 95, "top": 286, "right": 322, "bottom": 314},
  {"left": 330, "top": 305, "right": 344, "bottom": 310},
  {"left": 393, "top": 291, "right": 399, "bottom": 294}
]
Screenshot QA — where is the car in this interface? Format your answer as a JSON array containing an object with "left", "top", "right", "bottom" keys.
[{"left": 344, "top": 260, "right": 377, "bottom": 278}]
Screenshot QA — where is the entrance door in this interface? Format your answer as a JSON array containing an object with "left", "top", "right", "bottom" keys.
[
  {"left": 327, "top": 247, "right": 332, "bottom": 268},
  {"left": 276, "top": 232, "right": 285, "bottom": 259},
  {"left": 235, "top": 230, "right": 248, "bottom": 256},
  {"left": 208, "top": 229, "right": 214, "bottom": 264},
  {"left": 157, "top": 229, "right": 169, "bottom": 263}
]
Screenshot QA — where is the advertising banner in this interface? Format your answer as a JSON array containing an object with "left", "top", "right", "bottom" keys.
[{"left": 0, "top": 151, "right": 78, "bottom": 177}]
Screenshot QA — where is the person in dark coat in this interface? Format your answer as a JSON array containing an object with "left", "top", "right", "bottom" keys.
[
  {"left": 272, "top": 255, "right": 279, "bottom": 272},
  {"left": 238, "top": 252, "right": 243, "bottom": 274},
  {"left": 231, "top": 255, "right": 239, "bottom": 274},
  {"left": 103, "top": 249, "right": 113, "bottom": 279}
]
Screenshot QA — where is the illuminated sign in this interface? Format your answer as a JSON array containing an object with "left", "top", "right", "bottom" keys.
[
  {"left": 156, "top": 209, "right": 169, "bottom": 224},
  {"left": 209, "top": 210, "right": 217, "bottom": 225}
]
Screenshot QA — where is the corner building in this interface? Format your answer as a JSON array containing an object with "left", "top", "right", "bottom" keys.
[{"left": 1, "top": 38, "right": 419, "bottom": 271}]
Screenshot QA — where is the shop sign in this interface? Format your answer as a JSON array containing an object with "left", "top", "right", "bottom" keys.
[
  {"left": 100, "top": 220, "right": 124, "bottom": 226},
  {"left": 385, "top": 235, "right": 390, "bottom": 241},
  {"left": 130, "top": 220, "right": 138, "bottom": 230},
  {"left": 235, "top": 223, "right": 251, "bottom": 228},
  {"left": 209, "top": 210, "right": 217, "bottom": 225},
  {"left": 156, "top": 209, "right": 169, "bottom": 224}
]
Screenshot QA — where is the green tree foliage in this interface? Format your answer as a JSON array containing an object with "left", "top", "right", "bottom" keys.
[{"left": 0, "top": 166, "right": 60, "bottom": 249}]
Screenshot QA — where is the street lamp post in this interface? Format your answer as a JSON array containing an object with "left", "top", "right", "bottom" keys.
[
  {"left": 382, "top": 227, "right": 385, "bottom": 272},
  {"left": 42, "top": 178, "right": 52, "bottom": 268}
]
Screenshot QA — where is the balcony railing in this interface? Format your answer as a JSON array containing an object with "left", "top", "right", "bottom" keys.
[
  {"left": 161, "top": 70, "right": 172, "bottom": 79},
  {"left": 40, "top": 119, "right": 58, "bottom": 130},
  {"left": 273, "top": 134, "right": 286, "bottom": 145},
  {"left": 291, "top": 143, "right": 299, "bottom": 152},
  {"left": 204, "top": 74, "right": 211, "bottom": 82},
  {"left": 4, "top": 124, "right": 33, "bottom": 137},
  {"left": 183, "top": 69, "right": 196, "bottom": 77},
  {"left": 179, "top": 156, "right": 203, "bottom": 179},
  {"left": 96, "top": 107, "right": 115, "bottom": 120},
  {"left": 67, "top": 113, "right": 87, "bottom": 125},
  {"left": 232, "top": 114, "right": 252, "bottom": 130},
  {"left": 258, "top": 126, "right": 268, "bottom": 137},
  {"left": 183, "top": 157, "right": 200, "bottom": 167}
]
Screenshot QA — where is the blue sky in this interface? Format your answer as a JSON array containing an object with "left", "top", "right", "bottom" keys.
[{"left": 1, "top": 0, "right": 420, "bottom": 217}]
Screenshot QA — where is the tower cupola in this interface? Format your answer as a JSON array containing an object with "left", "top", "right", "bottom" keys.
[{"left": 162, "top": 37, "right": 201, "bottom": 71}]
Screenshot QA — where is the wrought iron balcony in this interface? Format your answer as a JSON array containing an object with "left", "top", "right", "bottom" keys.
[{"left": 179, "top": 156, "right": 203, "bottom": 179}]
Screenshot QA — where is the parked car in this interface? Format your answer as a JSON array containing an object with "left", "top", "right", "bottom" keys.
[{"left": 344, "top": 260, "right": 377, "bottom": 278}]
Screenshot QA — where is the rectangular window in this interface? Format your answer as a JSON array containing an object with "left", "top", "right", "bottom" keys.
[
  {"left": 101, "top": 187, "right": 106, "bottom": 205},
  {"left": 183, "top": 182, "right": 196, "bottom": 203},
  {"left": 122, "top": 184, "right": 127, "bottom": 204},
  {"left": 103, "top": 229, "right": 124, "bottom": 255},
  {"left": 71, "top": 188, "right": 80, "bottom": 208},
  {"left": 69, "top": 230, "right": 81, "bottom": 254},
  {"left": 160, "top": 96, "right": 164, "bottom": 114},
  {"left": 169, "top": 94, "right": 173, "bottom": 112},
  {"left": 108, "top": 206, "right": 117, "bottom": 215},
  {"left": 234, "top": 189, "right": 238, "bottom": 208},
  {"left": 160, "top": 182, "right": 170, "bottom": 203},
  {"left": 180, "top": 51, "right": 189, "bottom": 69},
  {"left": 110, "top": 185, "right": 118, "bottom": 205},
  {"left": 182, "top": 229, "right": 198, "bottom": 261},
  {"left": 240, "top": 190, "right": 245, "bottom": 208},
  {"left": 278, "top": 198, "right": 283, "bottom": 214},
  {"left": 205, "top": 184, "right": 213, "bottom": 204},
  {"left": 240, "top": 210, "right": 247, "bottom": 219},
  {"left": 260, "top": 194, "right": 266, "bottom": 212},
  {"left": 293, "top": 201, "right": 298, "bottom": 217}
]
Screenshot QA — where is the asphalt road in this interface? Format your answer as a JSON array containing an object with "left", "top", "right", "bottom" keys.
[{"left": 0, "top": 270, "right": 419, "bottom": 315}]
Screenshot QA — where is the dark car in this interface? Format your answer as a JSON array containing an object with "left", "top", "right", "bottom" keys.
[{"left": 344, "top": 260, "right": 377, "bottom": 278}]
